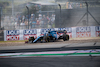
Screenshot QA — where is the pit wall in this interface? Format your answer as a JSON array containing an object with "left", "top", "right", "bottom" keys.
[{"left": 4, "top": 26, "right": 100, "bottom": 41}]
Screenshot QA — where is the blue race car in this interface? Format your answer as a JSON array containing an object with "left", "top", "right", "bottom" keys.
[{"left": 25, "top": 30, "right": 69, "bottom": 43}]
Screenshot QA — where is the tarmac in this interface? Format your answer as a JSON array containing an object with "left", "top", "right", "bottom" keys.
[
  {"left": 0, "top": 37, "right": 100, "bottom": 50},
  {"left": 0, "top": 41, "right": 100, "bottom": 50}
]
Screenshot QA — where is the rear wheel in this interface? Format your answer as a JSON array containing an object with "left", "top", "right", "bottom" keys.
[
  {"left": 63, "top": 34, "right": 69, "bottom": 41},
  {"left": 53, "top": 37, "right": 56, "bottom": 42}
]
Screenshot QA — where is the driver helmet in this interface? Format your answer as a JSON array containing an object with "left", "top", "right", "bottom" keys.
[{"left": 48, "top": 30, "right": 50, "bottom": 33}]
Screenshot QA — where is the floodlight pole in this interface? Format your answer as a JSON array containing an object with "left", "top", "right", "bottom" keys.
[
  {"left": 26, "top": 6, "right": 29, "bottom": 29},
  {"left": 0, "top": 7, "right": 1, "bottom": 29},
  {"left": 12, "top": 0, "right": 14, "bottom": 18},
  {"left": 58, "top": 4, "right": 61, "bottom": 18},
  {"left": 85, "top": 2, "right": 88, "bottom": 26},
  {"left": 58, "top": 4, "right": 62, "bottom": 27}
]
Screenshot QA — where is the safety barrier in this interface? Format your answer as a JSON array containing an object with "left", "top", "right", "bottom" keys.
[
  {"left": 4, "top": 26, "right": 100, "bottom": 41},
  {"left": 0, "top": 30, "right": 4, "bottom": 41}
]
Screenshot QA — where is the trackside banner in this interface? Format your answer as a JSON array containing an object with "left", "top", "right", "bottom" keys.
[
  {"left": 57, "top": 28, "right": 72, "bottom": 38},
  {"left": 76, "top": 27, "right": 91, "bottom": 38},
  {"left": 40, "top": 28, "right": 55, "bottom": 36},
  {"left": 95, "top": 26, "right": 100, "bottom": 37},
  {"left": 23, "top": 29, "right": 37, "bottom": 40},
  {"left": 4, "top": 26, "right": 100, "bottom": 41},
  {"left": 6, "top": 30, "right": 20, "bottom": 41}
]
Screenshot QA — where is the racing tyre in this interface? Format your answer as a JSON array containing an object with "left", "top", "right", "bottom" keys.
[
  {"left": 63, "top": 34, "right": 69, "bottom": 41},
  {"left": 53, "top": 37, "right": 56, "bottom": 42},
  {"left": 43, "top": 36, "right": 50, "bottom": 43},
  {"left": 29, "top": 37, "right": 35, "bottom": 43}
]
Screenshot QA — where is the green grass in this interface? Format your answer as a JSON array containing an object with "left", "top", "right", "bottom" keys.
[
  {"left": 0, "top": 40, "right": 27, "bottom": 43},
  {"left": 70, "top": 37, "right": 100, "bottom": 40}
]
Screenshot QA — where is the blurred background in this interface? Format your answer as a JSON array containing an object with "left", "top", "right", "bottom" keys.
[{"left": 0, "top": 0, "right": 100, "bottom": 30}]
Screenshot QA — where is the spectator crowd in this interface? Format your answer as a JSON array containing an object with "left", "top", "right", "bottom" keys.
[
  {"left": 13, "top": 13, "right": 55, "bottom": 29},
  {"left": 1, "top": 13, "right": 55, "bottom": 30}
]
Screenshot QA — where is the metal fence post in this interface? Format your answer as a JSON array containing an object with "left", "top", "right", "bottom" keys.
[{"left": 26, "top": 6, "right": 29, "bottom": 29}]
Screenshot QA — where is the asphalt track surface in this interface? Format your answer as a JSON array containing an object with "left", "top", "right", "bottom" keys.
[
  {"left": 0, "top": 56, "right": 100, "bottom": 67},
  {"left": 0, "top": 46, "right": 100, "bottom": 53},
  {"left": 0, "top": 40, "right": 100, "bottom": 67},
  {"left": 0, "top": 41, "right": 100, "bottom": 53}
]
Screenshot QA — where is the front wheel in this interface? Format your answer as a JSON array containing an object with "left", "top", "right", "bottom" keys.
[
  {"left": 53, "top": 37, "right": 56, "bottom": 42},
  {"left": 29, "top": 37, "right": 35, "bottom": 43},
  {"left": 63, "top": 34, "right": 69, "bottom": 41}
]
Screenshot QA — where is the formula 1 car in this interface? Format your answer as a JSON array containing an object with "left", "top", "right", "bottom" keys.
[{"left": 25, "top": 30, "right": 69, "bottom": 43}]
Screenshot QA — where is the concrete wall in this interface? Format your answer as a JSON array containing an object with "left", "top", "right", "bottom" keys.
[
  {"left": 3, "top": 26, "right": 100, "bottom": 41},
  {"left": 0, "top": 30, "right": 4, "bottom": 41}
]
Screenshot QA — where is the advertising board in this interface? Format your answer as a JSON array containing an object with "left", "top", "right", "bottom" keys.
[
  {"left": 40, "top": 28, "right": 55, "bottom": 36},
  {"left": 4, "top": 26, "right": 99, "bottom": 41},
  {"left": 58, "top": 27, "right": 72, "bottom": 38},
  {"left": 23, "top": 29, "right": 37, "bottom": 40},
  {"left": 95, "top": 26, "right": 100, "bottom": 37},
  {"left": 76, "top": 27, "right": 91, "bottom": 38},
  {"left": 6, "top": 30, "right": 20, "bottom": 41}
]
